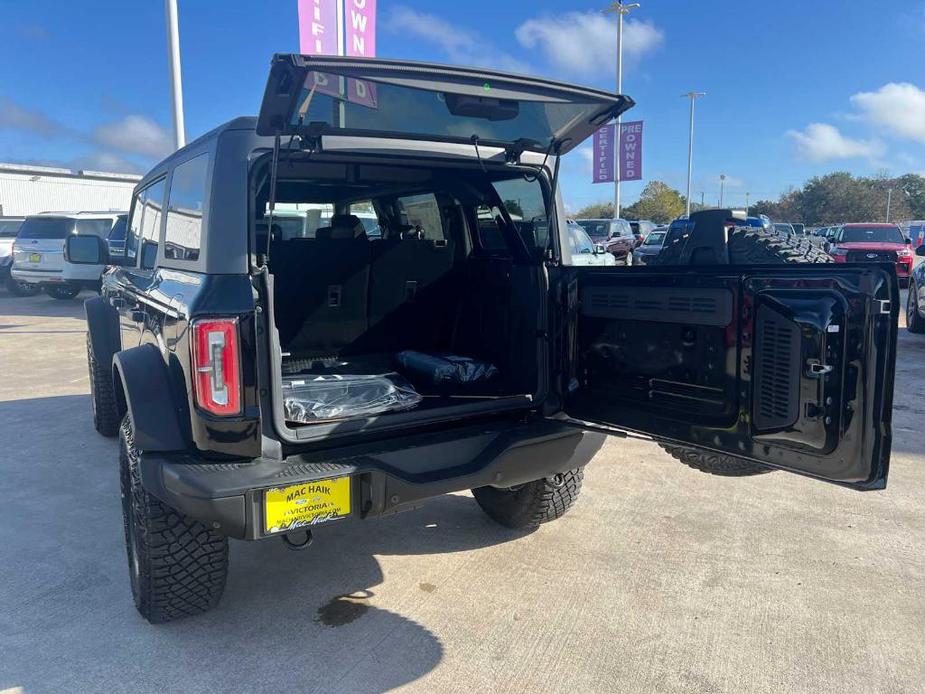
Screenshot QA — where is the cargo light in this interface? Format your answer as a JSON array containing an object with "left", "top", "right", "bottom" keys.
[{"left": 191, "top": 318, "right": 241, "bottom": 416}]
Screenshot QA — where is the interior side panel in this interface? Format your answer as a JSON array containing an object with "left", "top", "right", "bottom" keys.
[{"left": 566, "top": 266, "right": 896, "bottom": 487}]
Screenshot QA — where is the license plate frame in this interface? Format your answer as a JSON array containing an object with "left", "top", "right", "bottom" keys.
[{"left": 263, "top": 476, "right": 351, "bottom": 534}]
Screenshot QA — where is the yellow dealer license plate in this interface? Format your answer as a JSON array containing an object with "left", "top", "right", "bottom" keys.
[
  {"left": 264, "top": 476, "right": 351, "bottom": 533},
  {"left": 30, "top": 253, "right": 41, "bottom": 263}
]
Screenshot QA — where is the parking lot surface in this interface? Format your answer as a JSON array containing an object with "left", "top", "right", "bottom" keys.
[{"left": 0, "top": 289, "right": 923, "bottom": 694}]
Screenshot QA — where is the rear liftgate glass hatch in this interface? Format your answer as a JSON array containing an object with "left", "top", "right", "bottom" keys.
[
  {"left": 255, "top": 54, "right": 633, "bottom": 439},
  {"left": 559, "top": 264, "right": 898, "bottom": 490}
]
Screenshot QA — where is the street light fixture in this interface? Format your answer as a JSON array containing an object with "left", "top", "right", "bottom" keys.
[{"left": 604, "top": 2, "right": 640, "bottom": 219}]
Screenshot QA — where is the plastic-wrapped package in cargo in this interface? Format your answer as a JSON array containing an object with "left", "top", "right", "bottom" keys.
[
  {"left": 282, "top": 372, "right": 422, "bottom": 423},
  {"left": 396, "top": 351, "right": 499, "bottom": 386}
]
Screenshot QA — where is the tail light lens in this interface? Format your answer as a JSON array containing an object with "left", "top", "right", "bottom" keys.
[{"left": 191, "top": 318, "right": 241, "bottom": 416}]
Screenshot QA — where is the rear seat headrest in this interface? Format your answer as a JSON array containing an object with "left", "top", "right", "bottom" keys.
[{"left": 329, "top": 214, "right": 367, "bottom": 240}]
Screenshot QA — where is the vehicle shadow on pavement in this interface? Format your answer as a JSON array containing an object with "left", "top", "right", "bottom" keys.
[
  {"left": 0, "top": 291, "right": 88, "bottom": 319},
  {"left": 0, "top": 393, "right": 534, "bottom": 694}
]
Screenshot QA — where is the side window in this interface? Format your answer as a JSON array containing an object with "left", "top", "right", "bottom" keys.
[
  {"left": 492, "top": 177, "right": 548, "bottom": 251},
  {"left": 140, "top": 179, "right": 166, "bottom": 270},
  {"left": 396, "top": 193, "right": 444, "bottom": 240},
  {"left": 348, "top": 200, "right": 380, "bottom": 239},
  {"left": 475, "top": 205, "right": 507, "bottom": 251},
  {"left": 126, "top": 191, "right": 145, "bottom": 262},
  {"left": 164, "top": 154, "right": 209, "bottom": 261}
]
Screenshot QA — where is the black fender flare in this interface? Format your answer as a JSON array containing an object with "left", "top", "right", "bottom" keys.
[
  {"left": 113, "top": 344, "right": 187, "bottom": 452},
  {"left": 83, "top": 295, "right": 120, "bottom": 366}
]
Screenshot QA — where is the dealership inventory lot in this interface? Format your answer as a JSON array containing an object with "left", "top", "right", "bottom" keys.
[{"left": 1, "top": 290, "right": 923, "bottom": 694}]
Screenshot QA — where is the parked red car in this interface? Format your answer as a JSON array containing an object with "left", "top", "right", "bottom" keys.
[{"left": 826, "top": 223, "right": 914, "bottom": 285}]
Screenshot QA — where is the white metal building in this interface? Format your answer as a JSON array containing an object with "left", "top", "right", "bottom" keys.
[{"left": 0, "top": 162, "right": 142, "bottom": 217}]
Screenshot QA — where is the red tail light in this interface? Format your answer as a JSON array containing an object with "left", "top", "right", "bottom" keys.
[{"left": 191, "top": 318, "right": 241, "bottom": 416}]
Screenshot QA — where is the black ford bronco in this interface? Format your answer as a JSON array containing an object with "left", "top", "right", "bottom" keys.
[{"left": 74, "top": 56, "right": 897, "bottom": 623}]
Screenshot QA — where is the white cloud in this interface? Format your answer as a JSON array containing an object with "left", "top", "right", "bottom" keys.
[
  {"left": 515, "top": 12, "right": 664, "bottom": 77},
  {"left": 92, "top": 115, "right": 173, "bottom": 159},
  {"left": 0, "top": 97, "right": 61, "bottom": 137},
  {"left": 71, "top": 152, "right": 143, "bottom": 174},
  {"left": 850, "top": 82, "right": 925, "bottom": 144},
  {"left": 785, "top": 123, "right": 884, "bottom": 163},
  {"left": 386, "top": 6, "right": 532, "bottom": 74}
]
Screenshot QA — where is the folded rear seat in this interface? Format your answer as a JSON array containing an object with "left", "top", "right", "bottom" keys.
[{"left": 274, "top": 214, "right": 371, "bottom": 355}]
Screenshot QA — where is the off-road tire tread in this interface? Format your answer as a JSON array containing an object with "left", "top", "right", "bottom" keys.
[
  {"left": 727, "top": 228, "right": 833, "bottom": 264},
  {"left": 472, "top": 468, "right": 584, "bottom": 529},
  {"left": 908, "top": 281, "right": 925, "bottom": 334},
  {"left": 87, "top": 334, "right": 119, "bottom": 437},
  {"left": 660, "top": 444, "right": 772, "bottom": 477},
  {"left": 120, "top": 417, "right": 228, "bottom": 623}
]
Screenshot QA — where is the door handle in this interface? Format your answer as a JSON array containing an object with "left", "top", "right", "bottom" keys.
[{"left": 806, "top": 359, "right": 833, "bottom": 378}]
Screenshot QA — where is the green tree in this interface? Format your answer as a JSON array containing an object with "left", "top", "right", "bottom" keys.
[
  {"left": 628, "top": 180, "right": 686, "bottom": 224},
  {"left": 897, "top": 174, "right": 925, "bottom": 219},
  {"left": 574, "top": 202, "right": 615, "bottom": 219}
]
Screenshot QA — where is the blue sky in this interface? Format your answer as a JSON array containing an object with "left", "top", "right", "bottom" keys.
[{"left": 2, "top": 0, "right": 925, "bottom": 212}]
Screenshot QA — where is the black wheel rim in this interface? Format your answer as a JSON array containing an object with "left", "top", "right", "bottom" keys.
[{"left": 908, "top": 285, "right": 917, "bottom": 324}]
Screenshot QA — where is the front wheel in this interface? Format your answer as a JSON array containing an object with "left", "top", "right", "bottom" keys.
[
  {"left": 908, "top": 281, "right": 925, "bottom": 334},
  {"left": 45, "top": 283, "right": 81, "bottom": 300},
  {"left": 120, "top": 416, "right": 229, "bottom": 623},
  {"left": 4, "top": 276, "right": 42, "bottom": 297},
  {"left": 472, "top": 468, "right": 584, "bottom": 530}
]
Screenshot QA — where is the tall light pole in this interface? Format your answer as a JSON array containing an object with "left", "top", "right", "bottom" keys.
[
  {"left": 745, "top": 192, "right": 750, "bottom": 216},
  {"left": 886, "top": 188, "right": 893, "bottom": 222},
  {"left": 165, "top": 0, "right": 185, "bottom": 149},
  {"left": 605, "top": 2, "right": 640, "bottom": 219},
  {"left": 719, "top": 174, "right": 726, "bottom": 207},
  {"left": 681, "top": 91, "right": 705, "bottom": 218}
]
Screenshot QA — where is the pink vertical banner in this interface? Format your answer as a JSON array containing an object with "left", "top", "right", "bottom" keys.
[
  {"left": 619, "top": 120, "right": 644, "bottom": 181},
  {"left": 346, "top": 0, "right": 377, "bottom": 109},
  {"left": 298, "top": 0, "right": 339, "bottom": 55},
  {"left": 592, "top": 124, "right": 615, "bottom": 184},
  {"left": 346, "top": 0, "right": 376, "bottom": 57}
]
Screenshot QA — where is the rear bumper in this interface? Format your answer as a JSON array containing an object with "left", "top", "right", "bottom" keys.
[
  {"left": 11, "top": 266, "right": 101, "bottom": 286},
  {"left": 140, "top": 418, "right": 605, "bottom": 540}
]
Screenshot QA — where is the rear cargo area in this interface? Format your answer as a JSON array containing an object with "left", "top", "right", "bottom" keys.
[{"left": 257, "top": 155, "right": 547, "bottom": 429}]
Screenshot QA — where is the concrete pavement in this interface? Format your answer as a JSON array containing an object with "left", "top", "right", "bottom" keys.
[{"left": 0, "top": 288, "right": 922, "bottom": 694}]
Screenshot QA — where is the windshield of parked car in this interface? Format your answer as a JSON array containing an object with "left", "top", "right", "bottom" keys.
[
  {"left": 16, "top": 217, "right": 75, "bottom": 239},
  {"left": 0, "top": 220, "right": 22, "bottom": 238},
  {"left": 108, "top": 216, "right": 127, "bottom": 241},
  {"left": 643, "top": 231, "right": 666, "bottom": 245},
  {"left": 840, "top": 225, "right": 904, "bottom": 243},
  {"left": 567, "top": 224, "right": 596, "bottom": 254},
  {"left": 575, "top": 220, "right": 610, "bottom": 240}
]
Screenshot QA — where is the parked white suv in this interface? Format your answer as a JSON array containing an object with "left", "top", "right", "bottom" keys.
[{"left": 11, "top": 212, "right": 125, "bottom": 299}]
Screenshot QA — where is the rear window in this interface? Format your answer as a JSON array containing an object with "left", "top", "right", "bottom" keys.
[
  {"left": 108, "top": 216, "right": 127, "bottom": 241},
  {"left": 643, "top": 231, "right": 666, "bottom": 245},
  {"left": 0, "top": 220, "right": 21, "bottom": 238},
  {"left": 75, "top": 219, "right": 115, "bottom": 237},
  {"left": 16, "top": 218, "right": 74, "bottom": 239},
  {"left": 396, "top": 194, "right": 445, "bottom": 240},
  {"left": 164, "top": 153, "right": 209, "bottom": 261},
  {"left": 575, "top": 220, "right": 610, "bottom": 239},
  {"left": 840, "top": 225, "right": 904, "bottom": 243}
]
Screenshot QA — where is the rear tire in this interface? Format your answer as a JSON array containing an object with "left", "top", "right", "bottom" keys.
[
  {"left": 660, "top": 444, "right": 772, "bottom": 477},
  {"left": 120, "top": 416, "right": 228, "bottom": 623},
  {"left": 4, "top": 276, "right": 41, "bottom": 297},
  {"left": 87, "top": 334, "right": 120, "bottom": 436},
  {"left": 908, "top": 281, "right": 925, "bottom": 334},
  {"left": 472, "top": 468, "right": 584, "bottom": 530},
  {"left": 45, "top": 284, "right": 81, "bottom": 300}
]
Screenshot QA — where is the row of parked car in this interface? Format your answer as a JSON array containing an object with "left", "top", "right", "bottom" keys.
[{"left": 0, "top": 211, "right": 128, "bottom": 298}]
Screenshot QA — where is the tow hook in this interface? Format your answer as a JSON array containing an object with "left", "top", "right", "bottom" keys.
[{"left": 281, "top": 529, "right": 313, "bottom": 550}]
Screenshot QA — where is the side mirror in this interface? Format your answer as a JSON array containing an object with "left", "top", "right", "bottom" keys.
[
  {"left": 65, "top": 235, "right": 107, "bottom": 265},
  {"left": 916, "top": 245, "right": 925, "bottom": 257},
  {"left": 823, "top": 242, "right": 831, "bottom": 252},
  {"left": 594, "top": 244, "right": 606, "bottom": 255},
  {"left": 904, "top": 236, "right": 912, "bottom": 244}
]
